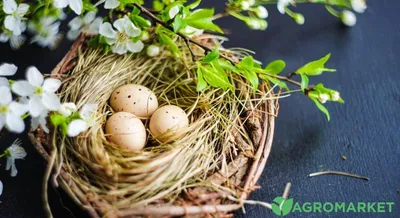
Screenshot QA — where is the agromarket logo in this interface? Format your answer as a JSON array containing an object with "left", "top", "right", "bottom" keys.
[{"left": 271, "top": 197, "right": 395, "bottom": 216}]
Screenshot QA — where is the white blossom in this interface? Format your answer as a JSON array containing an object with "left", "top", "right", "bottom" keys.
[
  {"left": 12, "top": 66, "right": 61, "bottom": 117},
  {"left": 67, "top": 11, "right": 103, "bottom": 40},
  {"left": 240, "top": 1, "right": 250, "bottom": 11},
  {"left": 341, "top": 10, "right": 356, "bottom": 27},
  {"left": 247, "top": 0, "right": 255, "bottom": 6},
  {"left": 246, "top": 18, "right": 268, "bottom": 30},
  {"left": 146, "top": 45, "right": 160, "bottom": 57},
  {"left": 2, "top": 0, "right": 29, "bottom": 36},
  {"left": 99, "top": 16, "right": 144, "bottom": 55},
  {"left": 0, "top": 63, "right": 17, "bottom": 88},
  {"left": 53, "top": 0, "right": 83, "bottom": 15},
  {"left": 31, "top": 110, "right": 50, "bottom": 133},
  {"left": 255, "top": 6, "right": 268, "bottom": 19},
  {"left": 0, "top": 180, "right": 3, "bottom": 196},
  {"left": 0, "top": 31, "right": 26, "bottom": 50},
  {"left": 58, "top": 102, "right": 78, "bottom": 117},
  {"left": 169, "top": 5, "right": 180, "bottom": 19},
  {"left": 5, "top": 139, "right": 27, "bottom": 177},
  {"left": 67, "top": 103, "right": 98, "bottom": 137},
  {"left": 318, "top": 93, "right": 330, "bottom": 104},
  {"left": 0, "top": 87, "right": 27, "bottom": 133},
  {"left": 277, "top": 0, "right": 293, "bottom": 14},
  {"left": 28, "top": 17, "right": 63, "bottom": 49},
  {"left": 331, "top": 91, "right": 340, "bottom": 102},
  {"left": 181, "top": 25, "right": 204, "bottom": 37},
  {"left": 351, "top": 0, "right": 367, "bottom": 13}
]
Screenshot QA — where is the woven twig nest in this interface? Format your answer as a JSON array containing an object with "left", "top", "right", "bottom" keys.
[{"left": 29, "top": 34, "right": 278, "bottom": 218}]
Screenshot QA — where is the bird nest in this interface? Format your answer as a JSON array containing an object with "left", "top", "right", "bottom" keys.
[{"left": 29, "top": 34, "right": 279, "bottom": 218}]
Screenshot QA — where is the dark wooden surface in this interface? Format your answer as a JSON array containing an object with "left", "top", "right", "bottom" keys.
[{"left": 0, "top": 0, "right": 399, "bottom": 217}]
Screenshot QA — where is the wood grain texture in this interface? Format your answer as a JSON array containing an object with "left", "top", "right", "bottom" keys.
[{"left": 0, "top": 0, "right": 399, "bottom": 217}]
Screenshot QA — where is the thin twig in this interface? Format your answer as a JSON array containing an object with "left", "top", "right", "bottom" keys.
[{"left": 308, "top": 171, "right": 370, "bottom": 181}]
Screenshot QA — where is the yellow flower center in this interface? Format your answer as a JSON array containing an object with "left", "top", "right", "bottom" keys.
[
  {"left": 117, "top": 32, "right": 128, "bottom": 42},
  {"left": 0, "top": 105, "right": 8, "bottom": 115},
  {"left": 35, "top": 87, "right": 44, "bottom": 95}
]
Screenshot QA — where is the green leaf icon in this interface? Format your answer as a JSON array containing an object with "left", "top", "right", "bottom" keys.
[{"left": 271, "top": 197, "right": 294, "bottom": 216}]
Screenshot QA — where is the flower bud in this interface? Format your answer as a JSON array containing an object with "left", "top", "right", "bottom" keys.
[
  {"left": 318, "top": 93, "right": 330, "bottom": 104},
  {"left": 293, "top": 13, "right": 305, "bottom": 25},
  {"left": 247, "top": 0, "right": 256, "bottom": 6},
  {"left": 169, "top": 5, "right": 180, "bottom": 19},
  {"left": 59, "top": 102, "right": 78, "bottom": 117},
  {"left": 140, "top": 31, "right": 149, "bottom": 41},
  {"left": 351, "top": 0, "right": 367, "bottom": 13},
  {"left": 240, "top": 1, "right": 250, "bottom": 10},
  {"left": 246, "top": 18, "right": 268, "bottom": 30},
  {"left": 146, "top": 45, "right": 160, "bottom": 57},
  {"left": 341, "top": 10, "right": 357, "bottom": 27},
  {"left": 255, "top": 6, "right": 269, "bottom": 19},
  {"left": 331, "top": 91, "right": 340, "bottom": 101}
]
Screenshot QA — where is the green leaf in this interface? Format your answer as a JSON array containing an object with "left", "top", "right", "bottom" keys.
[
  {"left": 50, "top": 114, "right": 66, "bottom": 126},
  {"left": 242, "top": 70, "right": 259, "bottom": 92},
  {"left": 60, "top": 122, "right": 68, "bottom": 136},
  {"left": 300, "top": 74, "right": 309, "bottom": 91},
  {"left": 218, "top": 60, "right": 239, "bottom": 73},
  {"left": 201, "top": 65, "right": 232, "bottom": 90},
  {"left": 153, "top": 0, "right": 164, "bottom": 11},
  {"left": 240, "top": 56, "right": 254, "bottom": 69},
  {"left": 296, "top": 53, "right": 336, "bottom": 76},
  {"left": 271, "top": 203, "right": 282, "bottom": 216},
  {"left": 130, "top": 15, "right": 151, "bottom": 28},
  {"left": 312, "top": 98, "right": 331, "bottom": 121},
  {"left": 201, "top": 48, "right": 219, "bottom": 63},
  {"left": 185, "top": 19, "right": 223, "bottom": 33},
  {"left": 265, "top": 60, "right": 286, "bottom": 75},
  {"left": 187, "top": 0, "right": 201, "bottom": 9},
  {"left": 172, "top": 15, "right": 186, "bottom": 32},
  {"left": 260, "top": 75, "right": 289, "bottom": 91},
  {"left": 158, "top": 33, "right": 180, "bottom": 56},
  {"left": 186, "top": 8, "right": 214, "bottom": 20},
  {"left": 196, "top": 65, "right": 207, "bottom": 92}
]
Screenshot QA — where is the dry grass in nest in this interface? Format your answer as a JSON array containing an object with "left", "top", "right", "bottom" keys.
[{"left": 31, "top": 35, "right": 281, "bottom": 217}]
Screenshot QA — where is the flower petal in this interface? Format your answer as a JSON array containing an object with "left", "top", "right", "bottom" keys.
[
  {"left": 0, "top": 33, "right": 10, "bottom": 42},
  {"left": 80, "top": 103, "right": 97, "bottom": 120},
  {"left": 104, "top": 0, "right": 120, "bottom": 9},
  {"left": 88, "top": 18, "right": 102, "bottom": 35},
  {"left": 29, "top": 95, "right": 45, "bottom": 117},
  {"left": 0, "top": 180, "right": 3, "bottom": 196},
  {"left": 26, "top": 66, "right": 44, "bottom": 87},
  {"left": 126, "top": 40, "right": 144, "bottom": 53},
  {"left": 68, "top": 16, "right": 83, "bottom": 30},
  {"left": 6, "top": 113, "right": 25, "bottom": 133},
  {"left": 113, "top": 17, "right": 127, "bottom": 33},
  {"left": 53, "top": 0, "right": 69, "bottom": 9},
  {"left": 12, "top": 80, "right": 34, "bottom": 97},
  {"left": 16, "top": 3, "right": 29, "bottom": 17},
  {"left": 59, "top": 102, "right": 77, "bottom": 117},
  {"left": 6, "top": 157, "right": 13, "bottom": 171},
  {"left": 3, "top": 0, "right": 17, "bottom": 14},
  {"left": 112, "top": 42, "right": 128, "bottom": 55},
  {"left": 169, "top": 5, "right": 180, "bottom": 19},
  {"left": 124, "top": 20, "right": 141, "bottom": 37},
  {"left": 4, "top": 16, "right": 21, "bottom": 36},
  {"left": 9, "top": 34, "right": 25, "bottom": 50},
  {"left": 69, "top": 0, "right": 83, "bottom": 15},
  {"left": 10, "top": 160, "right": 18, "bottom": 177},
  {"left": 9, "top": 102, "right": 28, "bottom": 116},
  {"left": 42, "top": 78, "right": 61, "bottom": 93},
  {"left": 67, "top": 29, "right": 80, "bottom": 40},
  {"left": 0, "top": 86, "right": 12, "bottom": 105},
  {"left": 0, "top": 77, "right": 9, "bottom": 87},
  {"left": 67, "top": 119, "right": 87, "bottom": 137},
  {"left": 83, "top": 11, "right": 96, "bottom": 24},
  {"left": 42, "top": 92, "right": 61, "bottom": 111},
  {"left": 99, "top": 22, "right": 117, "bottom": 39},
  {"left": 0, "top": 63, "right": 17, "bottom": 76}
]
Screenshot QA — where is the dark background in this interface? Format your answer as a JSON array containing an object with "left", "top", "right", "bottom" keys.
[{"left": 0, "top": 0, "right": 399, "bottom": 217}]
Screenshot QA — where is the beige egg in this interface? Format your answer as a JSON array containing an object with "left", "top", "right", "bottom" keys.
[
  {"left": 105, "top": 112, "right": 147, "bottom": 152},
  {"left": 110, "top": 84, "right": 158, "bottom": 119},
  {"left": 149, "top": 105, "right": 189, "bottom": 142}
]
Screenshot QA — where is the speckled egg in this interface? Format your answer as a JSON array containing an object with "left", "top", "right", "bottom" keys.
[
  {"left": 110, "top": 84, "right": 158, "bottom": 119},
  {"left": 105, "top": 112, "right": 147, "bottom": 151},
  {"left": 149, "top": 105, "right": 189, "bottom": 142}
]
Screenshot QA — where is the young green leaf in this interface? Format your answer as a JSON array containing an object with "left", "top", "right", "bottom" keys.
[
  {"left": 242, "top": 70, "right": 259, "bottom": 92},
  {"left": 172, "top": 15, "right": 186, "bottom": 32},
  {"left": 158, "top": 33, "right": 180, "bottom": 56},
  {"left": 186, "top": 8, "right": 215, "bottom": 20},
  {"left": 201, "top": 65, "right": 232, "bottom": 90},
  {"left": 218, "top": 60, "right": 239, "bottom": 73},
  {"left": 153, "top": 0, "right": 164, "bottom": 11},
  {"left": 260, "top": 75, "right": 289, "bottom": 91},
  {"left": 300, "top": 74, "right": 309, "bottom": 90},
  {"left": 265, "top": 60, "right": 286, "bottom": 75},
  {"left": 196, "top": 65, "right": 208, "bottom": 92},
  {"left": 240, "top": 56, "right": 255, "bottom": 69},
  {"left": 187, "top": 0, "right": 201, "bottom": 9},
  {"left": 185, "top": 19, "right": 223, "bottom": 33},
  {"left": 201, "top": 48, "right": 219, "bottom": 63},
  {"left": 312, "top": 98, "right": 331, "bottom": 121},
  {"left": 296, "top": 53, "right": 336, "bottom": 76}
]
